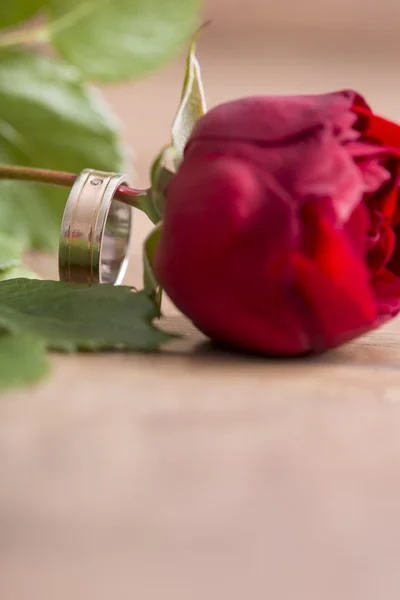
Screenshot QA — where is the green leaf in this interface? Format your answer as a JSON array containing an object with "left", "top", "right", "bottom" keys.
[
  {"left": 143, "top": 222, "right": 163, "bottom": 310},
  {"left": 138, "top": 190, "right": 163, "bottom": 225},
  {"left": 0, "top": 232, "right": 23, "bottom": 271},
  {"left": 0, "top": 263, "right": 40, "bottom": 281},
  {"left": 171, "top": 26, "right": 207, "bottom": 158},
  {"left": 0, "top": 49, "right": 126, "bottom": 250},
  {"left": 151, "top": 147, "right": 175, "bottom": 205},
  {"left": 0, "top": 0, "right": 45, "bottom": 30},
  {"left": 0, "top": 279, "right": 173, "bottom": 352},
  {"left": 0, "top": 333, "right": 50, "bottom": 391},
  {"left": 48, "top": 0, "right": 200, "bottom": 82},
  {"left": 139, "top": 146, "right": 176, "bottom": 224},
  {"left": 0, "top": 232, "right": 40, "bottom": 280}
]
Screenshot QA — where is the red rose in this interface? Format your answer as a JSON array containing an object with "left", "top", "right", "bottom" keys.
[{"left": 155, "top": 91, "right": 400, "bottom": 355}]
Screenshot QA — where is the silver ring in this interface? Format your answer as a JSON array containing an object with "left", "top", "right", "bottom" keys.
[{"left": 58, "top": 169, "right": 133, "bottom": 285}]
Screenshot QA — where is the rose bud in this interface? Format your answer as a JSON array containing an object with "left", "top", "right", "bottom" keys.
[{"left": 155, "top": 91, "right": 400, "bottom": 355}]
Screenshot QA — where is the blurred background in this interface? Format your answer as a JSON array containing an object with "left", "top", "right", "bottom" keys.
[{"left": 210, "top": 0, "right": 400, "bottom": 32}]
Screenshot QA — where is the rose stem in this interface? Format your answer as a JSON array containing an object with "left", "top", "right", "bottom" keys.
[{"left": 0, "top": 165, "right": 148, "bottom": 208}]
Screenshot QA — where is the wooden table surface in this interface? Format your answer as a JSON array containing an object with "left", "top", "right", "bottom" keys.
[{"left": 2, "top": 29, "right": 400, "bottom": 599}]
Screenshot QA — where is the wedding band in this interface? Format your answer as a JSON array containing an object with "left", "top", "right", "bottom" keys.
[{"left": 59, "top": 169, "right": 133, "bottom": 285}]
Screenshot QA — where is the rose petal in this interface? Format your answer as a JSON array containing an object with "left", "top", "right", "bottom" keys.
[
  {"left": 295, "top": 253, "right": 376, "bottom": 347},
  {"left": 352, "top": 104, "right": 400, "bottom": 152},
  {"left": 373, "top": 268, "right": 400, "bottom": 316},
  {"left": 156, "top": 156, "right": 313, "bottom": 355},
  {"left": 368, "top": 225, "right": 396, "bottom": 273},
  {"left": 190, "top": 91, "right": 357, "bottom": 145},
  {"left": 295, "top": 206, "right": 377, "bottom": 347},
  {"left": 188, "top": 121, "right": 366, "bottom": 224}
]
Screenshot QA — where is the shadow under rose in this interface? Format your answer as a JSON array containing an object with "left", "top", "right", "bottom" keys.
[{"left": 160, "top": 315, "right": 400, "bottom": 371}]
